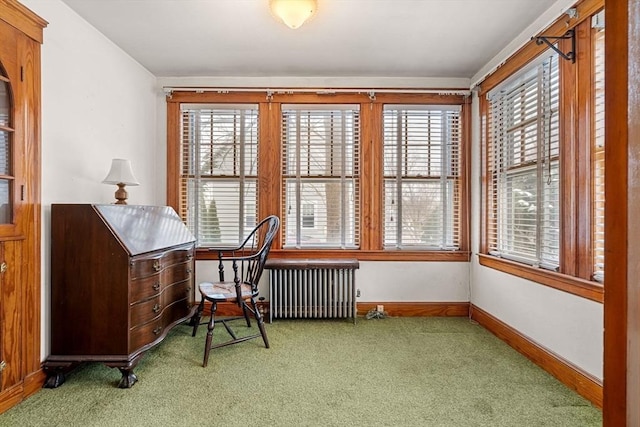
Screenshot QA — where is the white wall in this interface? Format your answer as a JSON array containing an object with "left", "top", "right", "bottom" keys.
[
  {"left": 21, "top": 0, "right": 159, "bottom": 358},
  {"left": 195, "top": 260, "right": 470, "bottom": 304},
  {"left": 468, "top": 91, "right": 603, "bottom": 380}
]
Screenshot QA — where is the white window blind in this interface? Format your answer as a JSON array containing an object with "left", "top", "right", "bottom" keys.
[
  {"left": 592, "top": 12, "right": 605, "bottom": 283},
  {"left": 180, "top": 104, "right": 259, "bottom": 247},
  {"left": 281, "top": 105, "right": 360, "bottom": 248},
  {"left": 486, "top": 53, "right": 560, "bottom": 269},
  {"left": 383, "top": 105, "right": 462, "bottom": 249}
]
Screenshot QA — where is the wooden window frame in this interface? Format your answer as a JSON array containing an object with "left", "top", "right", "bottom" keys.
[
  {"left": 179, "top": 104, "right": 259, "bottom": 247},
  {"left": 478, "top": 0, "right": 605, "bottom": 303},
  {"left": 485, "top": 54, "right": 561, "bottom": 269},
  {"left": 280, "top": 104, "right": 360, "bottom": 249},
  {"left": 382, "top": 105, "right": 463, "bottom": 251},
  {"left": 167, "top": 91, "right": 470, "bottom": 262}
]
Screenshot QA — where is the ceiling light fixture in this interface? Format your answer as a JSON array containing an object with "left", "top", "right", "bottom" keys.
[{"left": 269, "top": 0, "right": 317, "bottom": 30}]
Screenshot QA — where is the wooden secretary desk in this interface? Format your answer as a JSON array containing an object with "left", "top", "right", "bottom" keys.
[{"left": 44, "top": 204, "right": 196, "bottom": 388}]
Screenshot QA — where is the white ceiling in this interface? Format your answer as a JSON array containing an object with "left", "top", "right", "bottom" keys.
[{"left": 60, "top": 0, "right": 558, "bottom": 81}]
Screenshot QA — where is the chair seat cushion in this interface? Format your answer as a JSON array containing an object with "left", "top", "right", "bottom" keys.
[{"left": 199, "top": 281, "right": 253, "bottom": 302}]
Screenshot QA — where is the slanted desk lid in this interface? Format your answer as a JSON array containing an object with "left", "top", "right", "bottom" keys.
[{"left": 94, "top": 204, "right": 195, "bottom": 256}]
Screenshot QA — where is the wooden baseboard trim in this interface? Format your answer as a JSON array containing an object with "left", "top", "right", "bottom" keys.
[
  {"left": 0, "top": 369, "right": 46, "bottom": 414},
  {"left": 470, "top": 304, "right": 603, "bottom": 408},
  {"left": 210, "top": 301, "right": 470, "bottom": 318},
  {"left": 23, "top": 369, "right": 46, "bottom": 398},
  {"left": 357, "top": 302, "right": 470, "bottom": 317},
  {"left": 0, "top": 384, "right": 24, "bottom": 415}
]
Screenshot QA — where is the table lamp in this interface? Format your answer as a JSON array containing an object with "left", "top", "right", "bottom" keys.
[{"left": 102, "top": 158, "right": 139, "bottom": 205}]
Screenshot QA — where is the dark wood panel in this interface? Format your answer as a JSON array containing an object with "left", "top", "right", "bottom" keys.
[
  {"left": 50, "top": 204, "right": 131, "bottom": 355},
  {"left": 45, "top": 205, "right": 196, "bottom": 387}
]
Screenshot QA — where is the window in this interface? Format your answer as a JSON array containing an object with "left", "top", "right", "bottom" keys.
[
  {"left": 486, "top": 54, "right": 560, "bottom": 268},
  {"left": 592, "top": 11, "right": 605, "bottom": 283},
  {"left": 180, "top": 104, "right": 258, "bottom": 247},
  {"left": 479, "top": 4, "right": 605, "bottom": 301},
  {"left": 281, "top": 105, "right": 359, "bottom": 249},
  {"left": 168, "top": 92, "right": 469, "bottom": 261},
  {"left": 383, "top": 105, "right": 462, "bottom": 249}
]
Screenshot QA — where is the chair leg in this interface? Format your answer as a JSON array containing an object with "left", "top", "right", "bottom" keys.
[
  {"left": 203, "top": 301, "right": 217, "bottom": 368},
  {"left": 250, "top": 298, "right": 270, "bottom": 348},
  {"left": 241, "top": 300, "right": 252, "bottom": 327},
  {"left": 191, "top": 298, "right": 205, "bottom": 337}
]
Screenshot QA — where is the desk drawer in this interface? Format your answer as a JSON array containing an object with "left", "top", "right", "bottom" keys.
[
  {"left": 162, "top": 279, "right": 192, "bottom": 307},
  {"left": 130, "top": 280, "right": 192, "bottom": 327},
  {"left": 130, "top": 262, "right": 192, "bottom": 303},
  {"left": 130, "top": 248, "right": 194, "bottom": 279},
  {"left": 129, "top": 298, "right": 192, "bottom": 351},
  {"left": 130, "top": 295, "right": 162, "bottom": 327},
  {"left": 130, "top": 275, "right": 162, "bottom": 303},
  {"left": 130, "top": 318, "right": 163, "bottom": 350}
]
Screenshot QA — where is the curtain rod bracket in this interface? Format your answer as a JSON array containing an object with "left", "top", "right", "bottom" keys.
[{"left": 534, "top": 29, "right": 575, "bottom": 63}]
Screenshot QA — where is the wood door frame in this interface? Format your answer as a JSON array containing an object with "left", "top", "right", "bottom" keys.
[{"left": 603, "top": 0, "right": 640, "bottom": 425}]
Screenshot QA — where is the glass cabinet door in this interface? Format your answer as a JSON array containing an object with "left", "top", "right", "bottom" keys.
[{"left": 0, "top": 70, "right": 12, "bottom": 224}]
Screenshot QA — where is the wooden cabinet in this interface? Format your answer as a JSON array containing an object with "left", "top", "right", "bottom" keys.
[
  {"left": 44, "top": 204, "right": 196, "bottom": 388},
  {"left": 0, "top": 0, "right": 46, "bottom": 414}
]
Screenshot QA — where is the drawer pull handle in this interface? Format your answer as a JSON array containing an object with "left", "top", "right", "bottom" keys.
[
  {"left": 153, "top": 260, "right": 161, "bottom": 271},
  {"left": 153, "top": 303, "right": 161, "bottom": 313},
  {"left": 152, "top": 282, "right": 161, "bottom": 291},
  {"left": 153, "top": 326, "right": 162, "bottom": 335},
  {"left": 0, "top": 360, "right": 6, "bottom": 372},
  {"left": 186, "top": 268, "right": 192, "bottom": 275},
  {"left": 186, "top": 254, "right": 193, "bottom": 261},
  {"left": 0, "top": 262, "right": 7, "bottom": 274}
]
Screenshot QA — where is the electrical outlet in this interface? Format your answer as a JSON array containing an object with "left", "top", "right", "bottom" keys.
[
  {"left": 377, "top": 304, "right": 384, "bottom": 312},
  {"left": 356, "top": 289, "right": 361, "bottom": 297}
]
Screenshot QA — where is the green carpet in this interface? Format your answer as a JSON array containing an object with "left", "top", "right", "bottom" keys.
[{"left": 0, "top": 317, "right": 601, "bottom": 426}]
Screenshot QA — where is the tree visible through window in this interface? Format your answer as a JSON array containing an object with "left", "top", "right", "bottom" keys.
[
  {"left": 486, "top": 53, "right": 560, "bottom": 269},
  {"left": 281, "top": 105, "right": 359, "bottom": 248},
  {"left": 168, "top": 92, "right": 469, "bottom": 261},
  {"left": 180, "top": 104, "right": 258, "bottom": 247},
  {"left": 383, "top": 105, "right": 462, "bottom": 249}
]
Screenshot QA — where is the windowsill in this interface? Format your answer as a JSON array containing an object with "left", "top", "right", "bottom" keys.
[
  {"left": 477, "top": 253, "right": 604, "bottom": 303},
  {"left": 196, "top": 248, "right": 470, "bottom": 262}
]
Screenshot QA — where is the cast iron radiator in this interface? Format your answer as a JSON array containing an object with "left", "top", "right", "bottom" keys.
[{"left": 265, "top": 259, "right": 359, "bottom": 324}]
